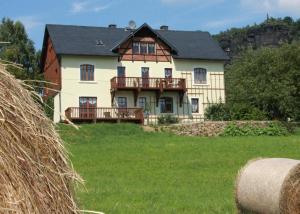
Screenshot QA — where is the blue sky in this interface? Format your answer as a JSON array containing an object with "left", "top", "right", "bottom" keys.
[{"left": 1, "top": 0, "right": 299, "bottom": 50}]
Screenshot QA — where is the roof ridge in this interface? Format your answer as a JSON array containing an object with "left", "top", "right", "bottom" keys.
[
  {"left": 45, "top": 24, "right": 209, "bottom": 33},
  {"left": 46, "top": 23, "right": 125, "bottom": 30}
]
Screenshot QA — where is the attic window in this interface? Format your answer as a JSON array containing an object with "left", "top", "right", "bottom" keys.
[
  {"left": 132, "top": 42, "right": 156, "bottom": 55},
  {"left": 96, "top": 40, "right": 104, "bottom": 46}
]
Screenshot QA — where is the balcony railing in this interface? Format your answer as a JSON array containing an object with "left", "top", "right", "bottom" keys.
[
  {"left": 65, "top": 107, "right": 144, "bottom": 124},
  {"left": 111, "top": 77, "right": 186, "bottom": 92}
]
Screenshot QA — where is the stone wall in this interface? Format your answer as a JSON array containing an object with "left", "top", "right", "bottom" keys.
[{"left": 162, "top": 121, "right": 271, "bottom": 137}]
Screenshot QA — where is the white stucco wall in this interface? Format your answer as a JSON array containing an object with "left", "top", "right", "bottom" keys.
[{"left": 53, "top": 55, "right": 225, "bottom": 123}]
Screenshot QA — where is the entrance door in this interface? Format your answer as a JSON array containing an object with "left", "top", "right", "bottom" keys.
[
  {"left": 141, "top": 67, "right": 149, "bottom": 88},
  {"left": 79, "top": 97, "right": 97, "bottom": 119},
  {"left": 117, "top": 66, "right": 126, "bottom": 87}
]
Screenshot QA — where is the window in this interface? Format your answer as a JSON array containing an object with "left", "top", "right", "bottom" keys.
[
  {"left": 165, "top": 68, "right": 172, "bottom": 78},
  {"left": 79, "top": 97, "right": 97, "bottom": 119},
  {"left": 138, "top": 97, "right": 147, "bottom": 110},
  {"left": 79, "top": 97, "right": 97, "bottom": 108},
  {"left": 140, "top": 43, "right": 148, "bottom": 54},
  {"left": 117, "top": 66, "right": 125, "bottom": 77},
  {"left": 191, "top": 98, "right": 199, "bottom": 113},
  {"left": 194, "top": 68, "right": 207, "bottom": 84},
  {"left": 132, "top": 42, "right": 156, "bottom": 54},
  {"left": 117, "top": 97, "right": 127, "bottom": 108},
  {"left": 148, "top": 43, "right": 155, "bottom": 54},
  {"left": 160, "top": 97, "right": 173, "bottom": 113},
  {"left": 133, "top": 42, "right": 140, "bottom": 54},
  {"left": 80, "top": 64, "right": 94, "bottom": 81}
]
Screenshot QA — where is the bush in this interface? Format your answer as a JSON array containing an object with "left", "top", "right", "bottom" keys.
[
  {"left": 205, "top": 103, "right": 268, "bottom": 121},
  {"left": 221, "top": 122, "right": 289, "bottom": 136},
  {"left": 204, "top": 103, "right": 230, "bottom": 121},
  {"left": 158, "top": 114, "right": 179, "bottom": 125},
  {"left": 229, "top": 104, "right": 267, "bottom": 120},
  {"left": 43, "top": 96, "right": 54, "bottom": 120}
]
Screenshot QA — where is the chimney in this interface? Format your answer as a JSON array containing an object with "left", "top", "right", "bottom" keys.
[
  {"left": 160, "top": 25, "right": 169, "bottom": 30},
  {"left": 108, "top": 24, "right": 117, "bottom": 28}
]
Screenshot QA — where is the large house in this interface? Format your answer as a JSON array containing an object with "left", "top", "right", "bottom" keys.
[{"left": 41, "top": 23, "right": 228, "bottom": 124}]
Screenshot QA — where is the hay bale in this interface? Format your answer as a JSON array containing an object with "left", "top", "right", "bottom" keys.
[
  {"left": 0, "top": 65, "right": 81, "bottom": 213},
  {"left": 236, "top": 158, "right": 300, "bottom": 214}
]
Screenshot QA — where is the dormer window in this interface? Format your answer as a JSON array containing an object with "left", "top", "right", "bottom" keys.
[
  {"left": 140, "top": 43, "right": 147, "bottom": 54},
  {"left": 133, "top": 42, "right": 140, "bottom": 54},
  {"left": 132, "top": 42, "right": 156, "bottom": 55}
]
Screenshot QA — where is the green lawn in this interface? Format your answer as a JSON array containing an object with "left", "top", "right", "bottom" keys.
[{"left": 59, "top": 123, "right": 300, "bottom": 214}]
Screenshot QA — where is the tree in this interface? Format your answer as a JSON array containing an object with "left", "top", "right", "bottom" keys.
[
  {"left": 225, "top": 42, "right": 300, "bottom": 121},
  {"left": 0, "top": 17, "right": 39, "bottom": 79}
]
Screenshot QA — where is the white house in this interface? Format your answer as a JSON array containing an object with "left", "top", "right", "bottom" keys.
[{"left": 41, "top": 23, "right": 228, "bottom": 124}]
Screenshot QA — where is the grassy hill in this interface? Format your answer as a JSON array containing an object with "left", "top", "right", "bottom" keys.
[{"left": 59, "top": 123, "right": 300, "bottom": 213}]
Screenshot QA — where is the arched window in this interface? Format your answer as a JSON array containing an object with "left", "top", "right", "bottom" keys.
[
  {"left": 80, "top": 64, "right": 94, "bottom": 81},
  {"left": 194, "top": 68, "right": 207, "bottom": 84}
]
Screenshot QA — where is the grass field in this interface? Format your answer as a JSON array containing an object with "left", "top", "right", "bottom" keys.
[{"left": 59, "top": 123, "right": 300, "bottom": 214}]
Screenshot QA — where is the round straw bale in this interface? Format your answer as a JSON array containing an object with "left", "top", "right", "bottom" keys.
[
  {"left": 0, "top": 65, "right": 81, "bottom": 213},
  {"left": 235, "top": 158, "right": 300, "bottom": 214}
]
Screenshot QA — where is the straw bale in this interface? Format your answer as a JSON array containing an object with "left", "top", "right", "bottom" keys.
[
  {"left": 0, "top": 65, "right": 81, "bottom": 213},
  {"left": 236, "top": 158, "right": 300, "bottom": 214}
]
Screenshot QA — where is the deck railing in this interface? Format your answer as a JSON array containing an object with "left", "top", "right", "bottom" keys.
[
  {"left": 65, "top": 107, "right": 144, "bottom": 123},
  {"left": 111, "top": 77, "right": 186, "bottom": 91}
]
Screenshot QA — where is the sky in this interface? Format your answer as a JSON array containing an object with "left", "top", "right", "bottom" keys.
[{"left": 1, "top": 0, "right": 300, "bottom": 50}]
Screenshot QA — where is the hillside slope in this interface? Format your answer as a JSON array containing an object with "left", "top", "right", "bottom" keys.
[{"left": 214, "top": 17, "right": 300, "bottom": 58}]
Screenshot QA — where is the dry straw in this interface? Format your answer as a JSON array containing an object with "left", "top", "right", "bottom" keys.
[
  {"left": 235, "top": 158, "right": 300, "bottom": 214},
  {"left": 0, "top": 64, "right": 82, "bottom": 213}
]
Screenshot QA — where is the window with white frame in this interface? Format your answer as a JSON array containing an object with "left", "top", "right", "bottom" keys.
[
  {"left": 133, "top": 42, "right": 140, "bottom": 54},
  {"left": 194, "top": 68, "right": 207, "bottom": 84},
  {"left": 191, "top": 98, "right": 199, "bottom": 113},
  {"left": 132, "top": 42, "right": 156, "bottom": 54}
]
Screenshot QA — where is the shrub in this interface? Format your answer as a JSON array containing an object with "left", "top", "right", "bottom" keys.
[
  {"left": 221, "top": 122, "right": 289, "bottom": 136},
  {"left": 229, "top": 104, "right": 267, "bottom": 120},
  {"left": 205, "top": 103, "right": 268, "bottom": 121},
  {"left": 204, "top": 103, "right": 230, "bottom": 121},
  {"left": 158, "top": 114, "right": 179, "bottom": 125},
  {"left": 43, "top": 96, "right": 54, "bottom": 120}
]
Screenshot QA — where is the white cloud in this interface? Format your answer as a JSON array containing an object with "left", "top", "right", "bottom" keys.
[
  {"left": 15, "top": 16, "right": 43, "bottom": 31},
  {"left": 70, "top": 0, "right": 110, "bottom": 14},
  {"left": 71, "top": 1, "right": 89, "bottom": 13},
  {"left": 240, "top": 0, "right": 300, "bottom": 14},
  {"left": 204, "top": 16, "right": 250, "bottom": 29},
  {"left": 278, "top": 0, "right": 300, "bottom": 12}
]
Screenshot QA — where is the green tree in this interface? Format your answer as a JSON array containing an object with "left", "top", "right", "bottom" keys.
[
  {"left": 0, "top": 17, "right": 39, "bottom": 79},
  {"left": 225, "top": 42, "right": 300, "bottom": 121}
]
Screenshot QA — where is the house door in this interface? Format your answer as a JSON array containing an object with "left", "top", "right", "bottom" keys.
[
  {"left": 117, "top": 66, "right": 126, "bottom": 87},
  {"left": 79, "top": 97, "right": 97, "bottom": 119},
  {"left": 141, "top": 67, "right": 149, "bottom": 88}
]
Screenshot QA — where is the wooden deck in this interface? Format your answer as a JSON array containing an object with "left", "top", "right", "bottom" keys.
[
  {"left": 110, "top": 77, "right": 187, "bottom": 107},
  {"left": 111, "top": 77, "right": 186, "bottom": 92},
  {"left": 65, "top": 107, "right": 144, "bottom": 124}
]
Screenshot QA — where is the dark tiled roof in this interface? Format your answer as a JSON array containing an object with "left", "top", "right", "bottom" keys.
[{"left": 44, "top": 24, "right": 229, "bottom": 61}]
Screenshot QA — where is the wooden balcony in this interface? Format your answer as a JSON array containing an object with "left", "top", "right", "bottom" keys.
[
  {"left": 111, "top": 77, "right": 186, "bottom": 92},
  {"left": 65, "top": 107, "right": 144, "bottom": 124},
  {"left": 110, "top": 77, "right": 187, "bottom": 107}
]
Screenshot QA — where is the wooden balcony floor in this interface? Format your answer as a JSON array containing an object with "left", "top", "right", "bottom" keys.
[{"left": 65, "top": 107, "right": 144, "bottom": 124}]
